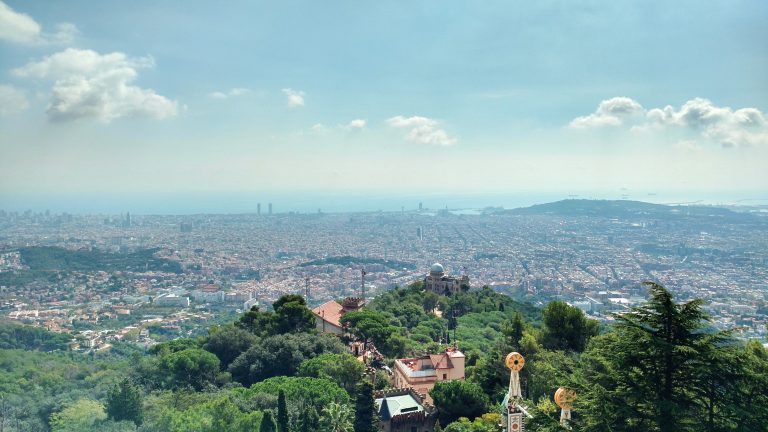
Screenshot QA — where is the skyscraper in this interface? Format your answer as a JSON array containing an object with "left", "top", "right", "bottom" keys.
[
  {"left": 268, "top": 203, "right": 273, "bottom": 215},
  {"left": 257, "top": 203, "right": 261, "bottom": 215}
]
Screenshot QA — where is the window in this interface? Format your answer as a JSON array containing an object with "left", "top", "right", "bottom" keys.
[{"left": 442, "top": 374, "right": 447, "bottom": 380}]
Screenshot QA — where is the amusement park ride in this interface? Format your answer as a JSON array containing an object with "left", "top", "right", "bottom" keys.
[{"left": 500, "top": 352, "right": 576, "bottom": 431}]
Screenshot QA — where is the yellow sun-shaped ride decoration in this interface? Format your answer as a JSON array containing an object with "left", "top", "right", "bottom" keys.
[{"left": 505, "top": 352, "right": 525, "bottom": 371}]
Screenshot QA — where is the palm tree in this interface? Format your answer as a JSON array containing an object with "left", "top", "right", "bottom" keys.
[{"left": 320, "top": 402, "right": 353, "bottom": 432}]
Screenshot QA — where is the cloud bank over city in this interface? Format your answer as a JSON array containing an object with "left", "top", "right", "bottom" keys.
[
  {"left": 570, "top": 97, "right": 768, "bottom": 148},
  {"left": 0, "top": 0, "right": 766, "bottom": 204}
]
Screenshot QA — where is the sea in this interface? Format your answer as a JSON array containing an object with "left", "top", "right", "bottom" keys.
[{"left": 0, "top": 190, "right": 766, "bottom": 215}]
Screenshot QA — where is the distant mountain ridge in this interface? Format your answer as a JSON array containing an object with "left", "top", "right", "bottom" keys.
[{"left": 507, "top": 199, "right": 754, "bottom": 221}]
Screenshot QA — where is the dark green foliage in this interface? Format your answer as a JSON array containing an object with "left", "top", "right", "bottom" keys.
[
  {"left": 203, "top": 325, "right": 259, "bottom": 369},
  {"left": 140, "top": 390, "right": 262, "bottom": 431},
  {"left": 160, "top": 348, "right": 221, "bottom": 390},
  {"left": 353, "top": 381, "right": 378, "bottom": 432},
  {"left": 505, "top": 312, "right": 525, "bottom": 351},
  {"left": 422, "top": 291, "right": 440, "bottom": 313},
  {"left": 106, "top": 378, "right": 144, "bottom": 425},
  {"left": 0, "top": 349, "right": 128, "bottom": 430},
  {"left": 272, "top": 294, "right": 316, "bottom": 334},
  {"left": 229, "top": 333, "right": 346, "bottom": 386},
  {"left": 277, "top": 390, "right": 288, "bottom": 432},
  {"left": 363, "top": 283, "right": 539, "bottom": 357},
  {"left": 342, "top": 310, "right": 395, "bottom": 347},
  {"left": 298, "top": 353, "right": 365, "bottom": 396},
  {"left": 298, "top": 255, "right": 416, "bottom": 270},
  {"left": 540, "top": 300, "right": 598, "bottom": 352},
  {"left": 299, "top": 406, "right": 320, "bottom": 432},
  {"left": 0, "top": 322, "right": 71, "bottom": 351},
  {"left": 236, "top": 294, "right": 316, "bottom": 337},
  {"left": 237, "top": 306, "right": 276, "bottom": 336},
  {"left": 572, "top": 282, "right": 768, "bottom": 432},
  {"left": 260, "top": 411, "right": 277, "bottom": 432},
  {"left": 430, "top": 380, "right": 489, "bottom": 426},
  {"left": 149, "top": 337, "right": 201, "bottom": 356},
  {"left": 0, "top": 247, "right": 181, "bottom": 286},
  {"left": 237, "top": 376, "right": 350, "bottom": 413}
]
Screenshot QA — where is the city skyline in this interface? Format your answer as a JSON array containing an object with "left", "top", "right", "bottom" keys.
[{"left": 1, "top": 1, "right": 767, "bottom": 203}]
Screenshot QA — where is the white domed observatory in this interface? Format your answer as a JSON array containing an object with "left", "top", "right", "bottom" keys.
[{"left": 424, "top": 262, "right": 469, "bottom": 295}]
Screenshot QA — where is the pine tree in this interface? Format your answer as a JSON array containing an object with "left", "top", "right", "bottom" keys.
[
  {"left": 277, "top": 390, "right": 289, "bottom": 432},
  {"left": 105, "top": 378, "right": 143, "bottom": 426},
  {"left": 260, "top": 411, "right": 277, "bottom": 432},
  {"left": 299, "top": 406, "right": 319, "bottom": 432},
  {"left": 616, "top": 282, "right": 710, "bottom": 432},
  {"left": 353, "top": 381, "right": 378, "bottom": 432},
  {"left": 575, "top": 282, "right": 734, "bottom": 432}
]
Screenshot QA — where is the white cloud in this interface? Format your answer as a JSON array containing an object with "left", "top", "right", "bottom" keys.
[
  {"left": 0, "top": 84, "right": 29, "bottom": 116},
  {"left": 309, "top": 119, "right": 366, "bottom": 135},
  {"left": 0, "top": 1, "right": 78, "bottom": 45},
  {"left": 209, "top": 87, "right": 250, "bottom": 99},
  {"left": 282, "top": 88, "right": 305, "bottom": 107},
  {"left": 569, "top": 97, "right": 644, "bottom": 129},
  {"left": 13, "top": 48, "right": 177, "bottom": 122},
  {"left": 387, "top": 115, "right": 457, "bottom": 146},
  {"left": 347, "top": 119, "right": 366, "bottom": 129},
  {"left": 310, "top": 123, "right": 329, "bottom": 134},
  {"left": 570, "top": 97, "right": 768, "bottom": 148}
]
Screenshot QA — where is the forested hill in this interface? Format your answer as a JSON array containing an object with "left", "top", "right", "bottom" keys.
[
  {"left": 1, "top": 282, "right": 767, "bottom": 431},
  {"left": 0, "top": 246, "right": 182, "bottom": 286},
  {"left": 507, "top": 199, "right": 755, "bottom": 222}
]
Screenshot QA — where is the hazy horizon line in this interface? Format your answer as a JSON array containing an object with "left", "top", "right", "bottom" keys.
[{"left": 2, "top": 189, "right": 767, "bottom": 216}]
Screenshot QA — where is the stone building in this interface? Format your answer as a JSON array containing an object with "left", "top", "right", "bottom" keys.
[{"left": 424, "top": 263, "right": 469, "bottom": 295}]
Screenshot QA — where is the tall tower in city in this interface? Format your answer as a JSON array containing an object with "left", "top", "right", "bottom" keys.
[
  {"left": 268, "top": 203, "right": 273, "bottom": 215},
  {"left": 419, "top": 202, "right": 423, "bottom": 211},
  {"left": 257, "top": 203, "right": 261, "bottom": 215}
]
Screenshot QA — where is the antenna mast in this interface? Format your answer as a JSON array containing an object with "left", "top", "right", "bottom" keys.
[
  {"left": 304, "top": 276, "right": 310, "bottom": 303},
  {"left": 360, "top": 268, "right": 366, "bottom": 304}
]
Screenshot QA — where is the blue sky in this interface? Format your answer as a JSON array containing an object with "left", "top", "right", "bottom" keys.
[{"left": 1, "top": 1, "right": 767, "bottom": 210}]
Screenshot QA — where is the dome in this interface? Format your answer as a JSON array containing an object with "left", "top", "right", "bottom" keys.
[{"left": 430, "top": 263, "right": 445, "bottom": 275}]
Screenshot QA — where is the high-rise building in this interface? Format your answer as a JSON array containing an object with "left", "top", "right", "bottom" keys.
[
  {"left": 419, "top": 202, "right": 423, "bottom": 211},
  {"left": 268, "top": 203, "right": 273, "bottom": 215},
  {"left": 257, "top": 203, "right": 261, "bottom": 215}
]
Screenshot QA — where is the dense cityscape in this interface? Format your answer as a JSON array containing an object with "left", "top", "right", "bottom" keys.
[
  {"left": 2, "top": 199, "right": 766, "bottom": 351},
  {"left": 1, "top": 1, "right": 766, "bottom": 430}
]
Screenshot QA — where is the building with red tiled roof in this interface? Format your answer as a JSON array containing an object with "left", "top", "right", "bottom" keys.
[
  {"left": 311, "top": 297, "right": 364, "bottom": 335},
  {"left": 392, "top": 347, "right": 465, "bottom": 403}
]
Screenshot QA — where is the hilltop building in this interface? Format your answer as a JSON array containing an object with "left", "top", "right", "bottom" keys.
[
  {"left": 424, "top": 263, "right": 469, "bottom": 295},
  {"left": 392, "top": 347, "right": 465, "bottom": 403},
  {"left": 375, "top": 388, "right": 437, "bottom": 432},
  {"left": 311, "top": 297, "right": 365, "bottom": 334}
]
